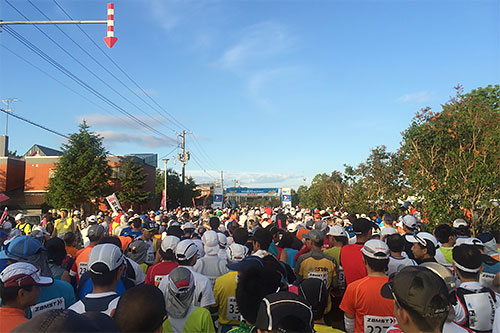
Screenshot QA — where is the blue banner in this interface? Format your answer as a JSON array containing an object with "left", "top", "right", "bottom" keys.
[{"left": 226, "top": 187, "right": 280, "bottom": 197}]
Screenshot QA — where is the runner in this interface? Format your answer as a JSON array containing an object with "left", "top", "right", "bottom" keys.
[
  {"left": 70, "top": 224, "right": 105, "bottom": 283},
  {"left": 69, "top": 244, "right": 125, "bottom": 316},
  {"left": 405, "top": 232, "right": 439, "bottom": 264},
  {"left": 339, "top": 239, "right": 395, "bottom": 333},
  {"left": 386, "top": 234, "right": 417, "bottom": 276},
  {"left": 145, "top": 235, "right": 179, "bottom": 286},
  {"left": 340, "top": 218, "right": 372, "bottom": 285}
]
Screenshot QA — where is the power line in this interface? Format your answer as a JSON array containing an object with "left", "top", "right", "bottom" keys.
[
  {"left": 5, "top": 0, "right": 173, "bottom": 138},
  {"left": 0, "top": 43, "right": 130, "bottom": 124},
  {"left": 52, "top": 0, "right": 187, "bottom": 132},
  {"left": 28, "top": 0, "right": 179, "bottom": 134},
  {"left": 51, "top": 0, "right": 220, "bottom": 172},
  {"left": 3, "top": 25, "right": 168, "bottom": 139},
  {"left": 0, "top": 108, "right": 69, "bottom": 139}
]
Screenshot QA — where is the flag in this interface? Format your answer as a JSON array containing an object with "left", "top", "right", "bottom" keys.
[{"left": 0, "top": 207, "right": 8, "bottom": 226}]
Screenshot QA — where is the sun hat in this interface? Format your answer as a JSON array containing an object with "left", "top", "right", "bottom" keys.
[
  {"left": 361, "top": 239, "right": 390, "bottom": 259},
  {"left": 303, "top": 229, "right": 323, "bottom": 243},
  {"left": 226, "top": 243, "right": 249, "bottom": 263},
  {"left": 0, "top": 236, "right": 42, "bottom": 260},
  {"left": 381, "top": 266, "right": 450, "bottom": 318},
  {"left": 175, "top": 240, "right": 198, "bottom": 261},
  {"left": 0, "top": 262, "right": 53, "bottom": 287},
  {"left": 88, "top": 244, "right": 125, "bottom": 274},
  {"left": 401, "top": 215, "right": 418, "bottom": 229},
  {"left": 161, "top": 235, "right": 180, "bottom": 253},
  {"left": 327, "top": 225, "right": 347, "bottom": 237},
  {"left": 405, "top": 232, "right": 438, "bottom": 251},
  {"left": 453, "top": 244, "right": 498, "bottom": 273},
  {"left": 254, "top": 291, "right": 314, "bottom": 332}
]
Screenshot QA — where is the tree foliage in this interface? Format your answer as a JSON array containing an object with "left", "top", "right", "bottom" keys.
[
  {"left": 155, "top": 168, "right": 199, "bottom": 208},
  {"left": 400, "top": 85, "right": 500, "bottom": 231},
  {"left": 46, "top": 122, "right": 112, "bottom": 210},
  {"left": 118, "top": 159, "right": 151, "bottom": 208}
]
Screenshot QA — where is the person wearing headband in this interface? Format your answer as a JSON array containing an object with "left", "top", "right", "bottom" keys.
[{"left": 452, "top": 244, "right": 500, "bottom": 332}]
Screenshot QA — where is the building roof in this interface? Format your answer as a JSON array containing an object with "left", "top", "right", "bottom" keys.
[{"left": 24, "top": 144, "right": 63, "bottom": 157}]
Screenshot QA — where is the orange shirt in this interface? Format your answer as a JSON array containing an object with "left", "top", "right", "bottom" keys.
[
  {"left": 297, "top": 228, "right": 309, "bottom": 241},
  {"left": 339, "top": 275, "right": 395, "bottom": 333},
  {"left": 65, "top": 246, "right": 78, "bottom": 258},
  {"left": 70, "top": 245, "right": 94, "bottom": 283},
  {"left": 118, "top": 236, "right": 132, "bottom": 251},
  {"left": 0, "top": 307, "right": 28, "bottom": 332}
]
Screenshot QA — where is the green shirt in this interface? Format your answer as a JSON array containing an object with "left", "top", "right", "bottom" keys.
[
  {"left": 227, "top": 321, "right": 254, "bottom": 333},
  {"left": 439, "top": 246, "right": 454, "bottom": 264},
  {"left": 323, "top": 246, "right": 341, "bottom": 267},
  {"left": 163, "top": 307, "right": 215, "bottom": 333}
]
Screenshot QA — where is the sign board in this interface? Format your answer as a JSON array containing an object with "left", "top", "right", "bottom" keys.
[
  {"left": 226, "top": 187, "right": 280, "bottom": 197},
  {"left": 106, "top": 193, "right": 123, "bottom": 214},
  {"left": 213, "top": 188, "right": 223, "bottom": 209},
  {"left": 282, "top": 188, "right": 292, "bottom": 207}
]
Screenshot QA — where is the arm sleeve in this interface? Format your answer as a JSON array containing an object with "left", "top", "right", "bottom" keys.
[{"left": 344, "top": 315, "right": 355, "bottom": 333}]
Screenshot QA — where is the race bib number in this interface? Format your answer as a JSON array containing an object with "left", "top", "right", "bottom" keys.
[
  {"left": 154, "top": 275, "right": 166, "bottom": 287},
  {"left": 480, "top": 272, "right": 497, "bottom": 290},
  {"left": 31, "top": 297, "right": 65, "bottom": 317},
  {"left": 79, "top": 262, "right": 88, "bottom": 277},
  {"left": 226, "top": 296, "right": 241, "bottom": 321},
  {"left": 308, "top": 271, "right": 328, "bottom": 285},
  {"left": 463, "top": 292, "right": 495, "bottom": 331},
  {"left": 364, "top": 315, "right": 396, "bottom": 333},
  {"left": 337, "top": 268, "right": 346, "bottom": 290}
]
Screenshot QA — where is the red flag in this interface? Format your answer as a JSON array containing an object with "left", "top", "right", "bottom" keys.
[{"left": 0, "top": 207, "right": 8, "bottom": 226}]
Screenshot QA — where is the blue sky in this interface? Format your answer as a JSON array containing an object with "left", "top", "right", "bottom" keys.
[{"left": 1, "top": 0, "right": 499, "bottom": 189}]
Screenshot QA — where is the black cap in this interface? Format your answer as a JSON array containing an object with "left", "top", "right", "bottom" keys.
[
  {"left": 254, "top": 291, "right": 314, "bottom": 333},
  {"left": 353, "top": 218, "right": 373, "bottom": 235},
  {"left": 453, "top": 244, "right": 498, "bottom": 273},
  {"left": 381, "top": 266, "right": 450, "bottom": 318}
]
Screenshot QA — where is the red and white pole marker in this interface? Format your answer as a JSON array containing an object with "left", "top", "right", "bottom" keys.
[{"left": 103, "top": 3, "right": 117, "bottom": 48}]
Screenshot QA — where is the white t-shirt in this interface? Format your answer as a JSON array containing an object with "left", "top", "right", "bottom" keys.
[
  {"left": 68, "top": 291, "right": 120, "bottom": 316},
  {"left": 158, "top": 265, "right": 215, "bottom": 308},
  {"left": 387, "top": 255, "right": 416, "bottom": 276}
]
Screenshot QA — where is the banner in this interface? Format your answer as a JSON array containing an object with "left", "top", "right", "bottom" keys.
[
  {"left": 213, "top": 188, "right": 223, "bottom": 209},
  {"left": 282, "top": 188, "right": 292, "bottom": 208},
  {"left": 161, "top": 190, "right": 166, "bottom": 210},
  {"left": 106, "top": 193, "right": 123, "bottom": 214},
  {"left": 226, "top": 187, "right": 280, "bottom": 197}
]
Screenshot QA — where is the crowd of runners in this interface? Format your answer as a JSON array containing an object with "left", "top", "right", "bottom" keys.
[{"left": 0, "top": 205, "right": 499, "bottom": 332}]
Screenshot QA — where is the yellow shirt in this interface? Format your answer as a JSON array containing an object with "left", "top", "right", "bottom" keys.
[
  {"left": 314, "top": 323, "right": 344, "bottom": 332},
  {"left": 213, "top": 271, "right": 240, "bottom": 325},
  {"left": 16, "top": 222, "right": 32, "bottom": 235},
  {"left": 54, "top": 217, "right": 73, "bottom": 235}
]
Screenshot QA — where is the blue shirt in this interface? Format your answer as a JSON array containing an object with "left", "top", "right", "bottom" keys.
[
  {"left": 78, "top": 277, "right": 126, "bottom": 300},
  {"left": 27, "top": 279, "right": 76, "bottom": 318}
]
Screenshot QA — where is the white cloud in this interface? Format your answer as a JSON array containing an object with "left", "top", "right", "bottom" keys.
[
  {"left": 398, "top": 91, "right": 433, "bottom": 103},
  {"left": 186, "top": 170, "right": 303, "bottom": 188},
  {"left": 77, "top": 114, "right": 166, "bottom": 130},
  {"left": 216, "top": 21, "right": 293, "bottom": 70},
  {"left": 98, "top": 131, "right": 177, "bottom": 148}
]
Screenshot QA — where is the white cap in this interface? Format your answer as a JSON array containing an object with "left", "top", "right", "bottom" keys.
[
  {"left": 361, "top": 239, "right": 390, "bottom": 259},
  {"left": 0, "top": 262, "right": 53, "bottom": 287},
  {"left": 182, "top": 222, "right": 195, "bottom": 230},
  {"left": 453, "top": 219, "right": 468, "bottom": 228},
  {"left": 287, "top": 223, "right": 298, "bottom": 233},
  {"left": 175, "top": 240, "right": 199, "bottom": 261},
  {"left": 401, "top": 215, "right": 418, "bottom": 229},
  {"left": 15, "top": 213, "right": 24, "bottom": 221},
  {"left": 202, "top": 230, "right": 219, "bottom": 255},
  {"left": 380, "top": 227, "right": 397, "bottom": 237},
  {"left": 327, "top": 225, "right": 347, "bottom": 237},
  {"left": 226, "top": 243, "right": 249, "bottom": 262},
  {"left": 88, "top": 244, "right": 125, "bottom": 274},
  {"left": 161, "top": 235, "right": 180, "bottom": 252},
  {"left": 87, "top": 215, "right": 97, "bottom": 223},
  {"left": 405, "top": 232, "right": 438, "bottom": 248},
  {"left": 455, "top": 237, "right": 483, "bottom": 247},
  {"left": 32, "top": 225, "right": 50, "bottom": 236},
  {"left": 218, "top": 233, "right": 227, "bottom": 247},
  {"left": 73, "top": 210, "right": 81, "bottom": 216}
]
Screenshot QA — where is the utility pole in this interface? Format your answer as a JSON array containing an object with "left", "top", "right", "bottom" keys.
[
  {"left": 221, "top": 171, "right": 224, "bottom": 189},
  {"left": 176, "top": 130, "right": 191, "bottom": 185},
  {"left": 162, "top": 158, "right": 169, "bottom": 210},
  {"left": 0, "top": 99, "right": 18, "bottom": 135}
]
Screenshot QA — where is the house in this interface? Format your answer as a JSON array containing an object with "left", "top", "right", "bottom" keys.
[{"left": 0, "top": 138, "right": 157, "bottom": 214}]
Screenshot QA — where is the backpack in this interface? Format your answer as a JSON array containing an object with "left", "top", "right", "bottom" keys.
[{"left": 456, "top": 286, "right": 496, "bottom": 332}]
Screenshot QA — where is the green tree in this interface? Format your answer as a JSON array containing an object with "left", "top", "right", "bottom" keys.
[
  {"left": 400, "top": 85, "right": 500, "bottom": 232},
  {"left": 46, "top": 122, "right": 112, "bottom": 211},
  {"left": 118, "top": 159, "right": 151, "bottom": 208},
  {"left": 155, "top": 168, "right": 199, "bottom": 208}
]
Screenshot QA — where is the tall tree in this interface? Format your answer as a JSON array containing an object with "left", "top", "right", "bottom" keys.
[
  {"left": 400, "top": 85, "right": 500, "bottom": 231},
  {"left": 46, "top": 122, "right": 111, "bottom": 210},
  {"left": 118, "top": 159, "right": 151, "bottom": 208}
]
